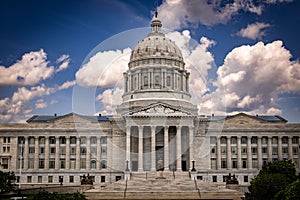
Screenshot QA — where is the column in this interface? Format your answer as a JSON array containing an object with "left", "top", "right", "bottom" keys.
[
  {"left": 267, "top": 136, "right": 272, "bottom": 162},
  {"left": 96, "top": 136, "right": 101, "bottom": 170},
  {"left": 138, "top": 126, "right": 143, "bottom": 171},
  {"left": 173, "top": 71, "right": 176, "bottom": 90},
  {"left": 278, "top": 136, "right": 283, "bottom": 160},
  {"left": 176, "top": 126, "right": 182, "bottom": 171},
  {"left": 186, "top": 73, "right": 189, "bottom": 92},
  {"left": 126, "top": 126, "right": 131, "bottom": 170},
  {"left": 247, "top": 136, "right": 252, "bottom": 169},
  {"left": 237, "top": 136, "right": 242, "bottom": 169},
  {"left": 257, "top": 136, "right": 262, "bottom": 169},
  {"left": 76, "top": 137, "right": 80, "bottom": 170},
  {"left": 217, "top": 137, "right": 221, "bottom": 170},
  {"left": 34, "top": 136, "right": 39, "bottom": 170},
  {"left": 288, "top": 136, "right": 293, "bottom": 161},
  {"left": 189, "top": 126, "right": 194, "bottom": 170},
  {"left": 65, "top": 136, "right": 70, "bottom": 170},
  {"left": 227, "top": 136, "right": 232, "bottom": 169},
  {"left": 55, "top": 136, "right": 60, "bottom": 170},
  {"left": 86, "top": 136, "right": 91, "bottom": 170},
  {"left": 128, "top": 73, "right": 132, "bottom": 91},
  {"left": 164, "top": 126, "right": 169, "bottom": 171},
  {"left": 151, "top": 126, "right": 156, "bottom": 171},
  {"left": 23, "top": 136, "right": 29, "bottom": 170},
  {"left": 44, "top": 136, "right": 49, "bottom": 170}
]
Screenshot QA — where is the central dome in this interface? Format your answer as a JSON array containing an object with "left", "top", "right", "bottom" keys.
[{"left": 128, "top": 16, "right": 184, "bottom": 69}]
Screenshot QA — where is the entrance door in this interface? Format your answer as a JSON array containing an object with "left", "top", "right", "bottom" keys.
[{"left": 182, "top": 161, "right": 187, "bottom": 171}]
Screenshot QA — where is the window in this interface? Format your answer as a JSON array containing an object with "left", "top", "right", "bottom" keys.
[
  {"left": 242, "top": 147, "right": 247, "bottom": 155},
  {"left": 38, "top": 176, "right": 42, "bottom": 183},
  {"left": 28, "top": 159, "right": 34, "bottom": 169},
  {"left": 283, "top": 147, "right": 288, "bottom": 154},
  {"left": 80, "top": 147, "right": 86, "bottom": 155},
  {"left": 49, "top": 159, "right": 55, "bottom": 169},
  {"left": 39, "top": 147, "right": 44, "bottom": 154},
  {"left": 3, "top": 147, "right": 10, "bottom": 153},
  {"left": 262, "top": 137, "right": 267, "bottom": 144},
  {"left": 144, "top": 75, "right": 148, "bottom": 86},
  {"left": 29, "top": 137, "right": 35, "bottom": 145},
  {"left": 70, "top": 137, "right": 76, "bottom": 144},
  {"left": 91, "top": 147, "right": 97, "bottom": 158},
  {"left": 155, "top": 75, "right": 160, "bottom": 86},
  {"left": 60, "top": 147, "right": 66, "bottom": 155},
  {"left": 91, "top": 137, "right": 97, "bottom": 145},
  {"left": 242, "top": 159, "right": 247, "bottom": 168},
  {"left": 50, "top": 147, "right": 55, "bottom": 154},
  {"left": 166, "top": 76, "right": 171, "bottom": 87},
  {"left": 251, "top": 147, "right": 257, "bottom": 155},
  {"left": 244, "top": 176, "right": 248, "bottom": 183},
  {"left": 272, "top": 147, "right": 278, "bottom": 155},
  {"left": 211, "top": 147, "right": 216, "bottom": 154},
  {"left": 48, "top": 176, "right": 53, "bottom": 183},
  {"left": 101, "top": 137, "right": 107, "bottom": 144},
  {"left": 101, "top": 176, "right": 105, "bottom": 183},
  {"left": 241, "top": 137, "right": 247, "bottom": 144},
  {"left": 60, "top": 159, "right": 65, "bottom": 169},
  {"left": 293, "top": 147, "right": 298, "bottom": 155},
  {"left": 50, "top": 137, "right": 55, "bottom": 144},
  {"left": 39, "top": 137, "right": 45, "bottom": 144},
  {"left": 232, "top": 159, "right": 237, "bottom": 169},
  {"left": 69, "top": 176, "right": 74, "bottom": 183},
  {"left": 220, "top": 137, "right": 227, "bottom": 144},
  {"left": 231, "top": 146, "right": 237, "bottom": 155},
  {"left": 251, "top": 137, "right": 257, "bottom": 144},
  {"left": 91, "top": 160, "right": 96, "bottom": 169},
  {"left": 221, "top": 146, "right": 226, "bottom": 154},
  {"left": 211, "top": 158, "right": 216, "bottom": 170},
  {"left": 212, "top": 176, "right": 217, "bottom": 182},
  {"left": 1, "top": 158, "right": 9, "bottom": 169},
  {"left": 3, "top": 137, "right": 10, "bottom": 143},
  {"left": 60, "top": 137, "right": 66, "bottom": 144},
  {"left": 263, "top": 159, "right": 268, "bottom": 166},
  {"left": 70, "top": 159, "right": 76, "bottom": 169},
  {"left": 116, "top": 176, "right": 121, "bottom": 181},
  {"left": 27, "top": 176, "right": 32, "bottom": 183},
  {"left": 101, "top": 146, "right": 107, "bottom": 158},
  {"left": 29, "top": 147, "right": 35, "bottom": 154},
  {"left": 292, "top": 137, "right": 298, "bottom": 144},
  {"left": 223, "top": 176, "right": 227, "bottom": 182},
  {"left": 221, "top": 158, "right": 227, "bottom": 169},
  {"left": 252, "top": 158, "right": 258, "bottom": 169},
  {"left": 80, "top": 159, "right": 86, "bottom": 169},
  {"left": 210, "top": 137, "right": 217, "bottom": 144},
  {"left": 101, "top": 160, "right": 107, "bottom": 169},
  {"left": 262, "top": 147, "right": 268, "bottom": 154},
  {"left": 71, "top": 147, "right": 76, "bottom": 155},
  {"left": 272, "top": 137, "right": 278, "bottom": 144},
  {"left": 282, "top": 137, "right": 288, "bottom": 144},
  {"left": 80, "top": 137, "right": 86, "bottom": 144},
  {"left": 39, "top": 159, "right": 45, "bottom": 169},
  {"left": 231, "top": 137, "right": 237, "bottom": 144}
]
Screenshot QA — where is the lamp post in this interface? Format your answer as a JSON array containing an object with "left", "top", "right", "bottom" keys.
[{"left": 191, "top": 159, "right": 196, "bottom": 172}]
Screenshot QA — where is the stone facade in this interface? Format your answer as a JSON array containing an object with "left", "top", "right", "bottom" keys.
[{"left": 0, "top": 14, "right": 299, "bottom": 189}]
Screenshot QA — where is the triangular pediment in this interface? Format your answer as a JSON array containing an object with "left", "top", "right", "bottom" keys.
[
  {"left": 224, "top": 113, "right": 267, "bottom": 124},
  {"left": 124, "top": 102, "right": 194, "bottom": 117}
]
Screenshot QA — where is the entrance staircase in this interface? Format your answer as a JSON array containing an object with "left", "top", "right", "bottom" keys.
[{"left": 85, "top": 172, "right": 243, "bottom": 200}]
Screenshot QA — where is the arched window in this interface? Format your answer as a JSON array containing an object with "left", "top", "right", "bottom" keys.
[
  {"left": 91, "top": 160, "right": 96, "bottom": 169},
  {"left": 166, "top": 76, "right": 171, "bottom": 87},
  {"left": 144, "top": 75, "right": 148, "bottom": 87},
  {"left": 155, "top": 75, "right": 160, "bottom": 87}
]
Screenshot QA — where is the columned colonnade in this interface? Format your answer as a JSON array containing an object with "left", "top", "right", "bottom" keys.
[{"left": 126, "top": 125, "right": 194, "bottom": 172}]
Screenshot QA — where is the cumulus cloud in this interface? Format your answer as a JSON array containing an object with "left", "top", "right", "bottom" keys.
[
  {"left": 0, "top": 49, "right": 71, "bottom": 86},
  {"left": 75, "top": 48, "right": 131, "bottom": 88},
  {"left": 156, "top": 0, "right": 292, "bottom": 28},
  {"left": 0, "top": 80, "right": 75, "bottom": 122},
  {"left": 237, "top": 22, "right": 271, "bottom": 40},
  {"left": 200, "top": 40, "right": 300, "bottom": 115},
  {"left": 96, "top": 87, "right": 123, "bottom": 115}
]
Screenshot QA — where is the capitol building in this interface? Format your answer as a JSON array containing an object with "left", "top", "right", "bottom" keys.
[{"left": 0, "top": 14, "right": 299, "bottom": 191}]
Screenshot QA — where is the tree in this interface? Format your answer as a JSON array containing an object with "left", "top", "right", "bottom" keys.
[
  {"left": 275, "top": 179, "right": 300, "bottom": 200},
  {"left": 245, "top": 160, "right": 297, "bottom": 200},
  {"left": 27, "top": 190, "right": 86, "bottom": 200},
  {"left": 0, "top": 171, "right": 16, "bottom": 194}
]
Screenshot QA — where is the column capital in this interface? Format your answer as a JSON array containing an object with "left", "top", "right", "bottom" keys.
[
  {"left": 237, "top": 135, "right": 242, "bottom": 139},
  {"left": 65, "top": 135, "right": 70, "bottom": 139},
  {"left": 138, "top": 126, "right": 143, "bottom": 131},
  {"left": 34, "top": 136, "right": 39, "bottom": 139},
  {"left": 55, "top": 135, "right": 60, "bottom": 139},
  {"left": 176, "top": 125, "right": 182, "bottom": 129},
  {"left": 278, "top": 135, "right": 282, "bottom": 139},
  {"left": 288, "top": 136, "right": 293, "bottom": 139},
  {"left": 247, "top": 135, "right": 252, "bottom": 139},
  {"left": 257, "top": 136, "right": 262, "bottom": 139},
  {"left": 268, "top": 136, "right": 273, "bottom": 139}
]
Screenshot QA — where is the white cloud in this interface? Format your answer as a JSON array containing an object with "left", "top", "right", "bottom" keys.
[
  {"left": 75, "top": 48, "right": 131, "bottom": 88},
  {"left": 200, "top": 40, "right": 300, "bottom": 115},
  {"left": 96, "top": 87, "right": 123, "bottom": 115},
  {"left": 237, "top": 22, "right": 271, "bottom": 40},
  {"left": 56, "top": 54, "right": 71, "bottom": 72},
  {"left": 156, "top": 0, "right": 292, "bottom": 28},
  {"left": 0, "top": 80, "right": 75, "bottom": 122},
  {"left": 0, "top": 50, "right": 71, "bottom": 86}
]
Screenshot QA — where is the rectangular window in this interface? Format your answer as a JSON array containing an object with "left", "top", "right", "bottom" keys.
[
  {"left": 252, "top": 158, "right": 258, "bottom": 169},
  {"left": 48, "top": 176, "right": 53, "bottom": 183},
  {"left": 28, "top": 158, "right": 34, "bottom": 169},
  {"left": 69, "top": 176, "right": 74, "bottom": 183},
  {"left": 29, "top": 147, "right": 35, "bottom": 154},
  {"left": 262, "top": 147, "right": 268, "bottom": 154},
  {"left": 211, "top": 147, "right": 216, "bottom": 154},
  {"left": 3, "top": 137, "right": 10, "bottom": 143},
  {"left": 60, "top": 159, "right": 65, "bottom": 169},
  {"left": 39, "top": 147, "right": 44, "bottom": 154},
  {"left": 91, "top": 137, "right": 97, "bottom": 145},
  {"left": 221, "top": 146, "right": 227, "bottom": 154},
  {"left": 60, "top": 137, "right": 66, "bottom": 144},
  {"left": 272, "top": 147, "right": 278, "bottom": 155},
  {"left": 50, "top": 147, "right": 55, "bottom": 154},
  {"left": 39, "top": 159, "right": 45, "bottom": 169},
  {"left": 221, "top": 158, "right": 227, "bottom": 169},
  {"left": 232, "top": 159, "right": 237, "bottom": 169},
  {"left": 27, "top": 176, "right": 32, "bottom": 183},
  {"left": 242, "top": 158, "right": 247, "bottom": 169},
  {"left": 71, "top": 147, "right": 76, "bottom": 155},
  {"left": 49, "top": 159, "right": 55, "bottom": 169},
  {"left": 91, "top": 147, "right": 97, "bottom": 158},
  {"left": 211, "top": 158, "right": 216, "bottom": 170},
  {"left": 292, "top": 137, "right": 298, "bottom": 144},
  {"left": 231, "top": 146, "right": 237, "bottom": 155},
  {"left": 263, "top": 158, "right": 268, "bottom": 166},
  {"left": 212, "top": 176, "right": 217, "bottom": 182},
  {"left": 38, "top": 176, "right": 42, "bottom": 183},
  {"left": 101, "top": 176, "right": 105, "bottom": 183},
  {"left": 283, "top": 146, "right": 288, "bottom": 154},
  {"left": 100, "top": 137, "right": 107, "bottom": 144},
  {"left": 70, "top": 159, "right": 76, "bottom": 169},
  {"left": 251, "top": 147, "right": 257, "bottom": 155},
  {"left": 242, "top": 147, "right": 247, "bottom": 155},
  {"left": 1, "top": 158, "right": 9, "bottom": 169},
  {"left": 80, "top": 147, "right": 86, "bottom": 155},
  {"left": 244, "top": 176, "right": 248, "bottom": 183},
  {"left": 116, "top": 176, "right": 121, "bottom": 181},
  {"left": 101, "top": 146, "right": 107, "bottom": 158},
  {"left": 60, "top": 147, "right": 66, "bottom": 155},
  {"left": 293, "top": 147, "right": 298, "bottom": 155},
  {"left": 80, "top": 159, "right": 86, "bottom": 169}
]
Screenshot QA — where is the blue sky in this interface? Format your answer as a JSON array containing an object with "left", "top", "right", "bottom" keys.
[{"left": 0, "top": 0, "right": 299, "bottom": 123}]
